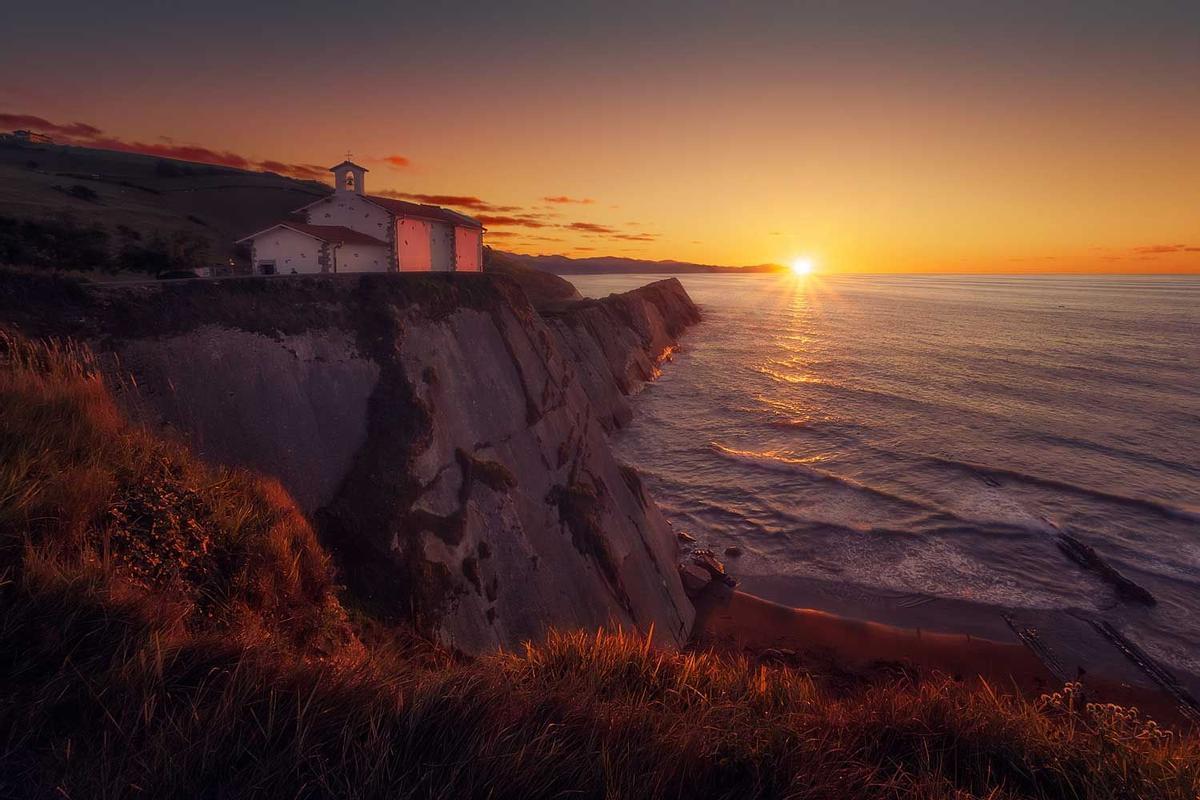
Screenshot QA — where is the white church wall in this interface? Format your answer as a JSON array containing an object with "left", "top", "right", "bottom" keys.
[
  {"left": 333, "top": 243, "right": 390, "bottom": 273},
  {"left": 251, "top": 228, "right": 324, "bottom": 274},
  {"left": 305, "top": 195, "right": 393, "bottom": 242},
  {"left": 398, "top": 218, "right": 432, "bottom": 271},
  {"left": 431, "top": 222, "right": 455, "bottom": 271},
  {"left": 454, "top": 227, "right": 482, "bottom": 272}
]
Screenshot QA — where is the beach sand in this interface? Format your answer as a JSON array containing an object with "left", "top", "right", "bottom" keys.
[{"left": 692, "top": 585, "right": 1196, "bottom": 730}]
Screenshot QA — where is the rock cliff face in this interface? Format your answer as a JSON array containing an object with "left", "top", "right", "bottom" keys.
[
  {"left": 0, "top": 271, "right": 699, "bottom": 653},
  {"left": 544, "top": 278, "right": 702, "bottom": 429}
]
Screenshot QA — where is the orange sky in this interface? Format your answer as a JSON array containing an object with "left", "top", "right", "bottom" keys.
[{"left": 3, "top": 2, "right": 1199, "bottom": 272}]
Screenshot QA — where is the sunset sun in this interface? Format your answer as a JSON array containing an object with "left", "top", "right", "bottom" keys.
[{"left": 790, "top": 258, "right": 814, "bottom": 276}]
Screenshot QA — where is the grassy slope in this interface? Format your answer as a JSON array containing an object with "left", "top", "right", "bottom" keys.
[
  {"left": 0, "top": 331, "right": 1197, "bottom": 799},
  {"left": 0, "top": 142, "right": 330, "bottom": 263}
]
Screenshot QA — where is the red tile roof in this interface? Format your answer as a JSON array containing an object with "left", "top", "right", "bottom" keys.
[
  {"left": 362, "top": 195, "right": 484, "bottom": 229},
  {"left": 239, "top": 223, "right": 388, "bottom": 247}
]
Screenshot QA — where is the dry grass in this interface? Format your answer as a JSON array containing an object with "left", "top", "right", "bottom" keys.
[
  {"left": 0, "top": 329, "right": 1197, "bottom": 799},
  {"left": 0, "top": 329, "right": 353, "bottom": 655}
]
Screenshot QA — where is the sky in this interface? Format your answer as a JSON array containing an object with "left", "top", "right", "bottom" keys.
[{"left": 3, "top": 1, "right": 1199, "bottom": 273}]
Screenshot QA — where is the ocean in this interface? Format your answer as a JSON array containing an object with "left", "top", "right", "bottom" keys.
[{"left": 571, "top": 273, "right": 1200, "bottom": 681}]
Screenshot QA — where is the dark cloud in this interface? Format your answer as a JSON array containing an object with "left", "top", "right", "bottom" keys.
[
  {"left": 613, "top": 233, "right": 656, "bottom": 241},
  {"left": 565, "top": 221, "right": 618, "bottom": 234},
  {"left": 543, "top": 195, "right": 594, "bottom": 205},
  {"left": 79, "top": 136, "right": 255, "bottom": 170},
  {"left": 377, "top": 190, "right": 521, "bottom": 213},
  {"left": 476, "top": 214, "right": 551, "bottom": 228},
  {"left": 0, "top": 112, "right": 101, "bottom": 138},
  {"left": 258, "top": 160, "right": 327, "bottom": 181}
]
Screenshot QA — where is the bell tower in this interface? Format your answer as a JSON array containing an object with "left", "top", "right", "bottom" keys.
[{"left": 329, "top": 157, "right": 367, "bottom": 195}]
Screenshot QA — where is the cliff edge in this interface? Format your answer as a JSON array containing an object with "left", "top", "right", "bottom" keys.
[{"left": 0, "top": 271, "right": 700, "bottom": 653}]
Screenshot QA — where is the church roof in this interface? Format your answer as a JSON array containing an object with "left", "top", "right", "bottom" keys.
[
  {"left": 237, "top": 223, "right": 388, "bottom": 247},
  {"left": 362, "top": 195, "right": 484, "bottom": 229},
  {"left": 329, "top": 160, "right": 368, "bottom": 172},
  {"left": 289, "top": 192, "right": 486, "bottom": 229}
]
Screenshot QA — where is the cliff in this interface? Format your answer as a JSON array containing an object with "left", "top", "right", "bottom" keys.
[
  {"left": 0, "top": 270, "right": 699, "bottom": 653},
  {"left": 544, "top": 277, "right": 702, "bottom": 429}
]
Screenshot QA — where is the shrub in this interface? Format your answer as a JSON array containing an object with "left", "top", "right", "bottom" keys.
[
  {"left": 116, "top": 229, "right": 210, "bottom": 273},
  {"left": 0, "top": 214, "right": 110, "bottom": 270},
  {"left": 64, "top": 184, "right": 100, "bottom": 202}
]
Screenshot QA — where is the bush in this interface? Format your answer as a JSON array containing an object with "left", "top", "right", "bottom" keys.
[
  {"left": 116, "top": 229, "right": 210, "bottom": 274},
  {"left": 0, "top": 214, "right": 110, "bottom": 270},
  {"left": 154, "top": 159, "right": 189, "bottom": 178},
  {"left": 64, "top": 184, "right": 100, "bottom": 202}
]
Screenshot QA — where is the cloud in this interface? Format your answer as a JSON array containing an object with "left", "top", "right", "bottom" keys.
[
  {"left": 543, "top": 195, "right": 594, "bottom": 205},
  {"left": 376, "top": 190, "right": 521, "bottom": 213},
  {"left": 1, "top": 111, "right": 331, "bottom": 181},
  {"left": 565, "top": 221, "right": 618, "bottom": 234},
  {"left": 382, "top": 155, "right": 411, "bottom": 168},
  {"left": 1132, "top": 244, "right": 1192, "bottom": 255},
  {"left": 0, "top": 112, "right": 101, "bottom": 138},
  {"left": 476, "top": 214, "right": 550, "bottom": 228},
  {"left": 258, "top": 160, "right": 328, "bottom": 181},
  {"left": 613, "top": 233, "right": 656, "bottom": 242}
]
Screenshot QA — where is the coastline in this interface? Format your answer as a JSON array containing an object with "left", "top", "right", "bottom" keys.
[
  {"left": 572, "top": 272, "right": 1200, "bottom": 734},
  {"left": 692, "top": 580, "right": 1199, "bottom": 730}
]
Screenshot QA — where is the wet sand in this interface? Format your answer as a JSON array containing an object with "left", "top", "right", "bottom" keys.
[{"left": 693, "top": 585, "right": 1197, "bottom": 730}]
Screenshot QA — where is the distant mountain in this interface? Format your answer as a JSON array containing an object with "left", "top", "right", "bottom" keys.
[{"left": 495, "top": 251, "right": 783, "bottom": 275}]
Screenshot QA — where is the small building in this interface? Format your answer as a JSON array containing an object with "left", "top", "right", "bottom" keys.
[{"left": 237, "top": 160, "right": 484, "bottom": 275}]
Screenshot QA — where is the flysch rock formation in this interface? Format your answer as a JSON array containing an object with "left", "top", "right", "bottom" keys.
[
  {"left": 0, "top": 271, "right": 700, "bottom": 654},
  {"left": 544, "top": 278, "right": 701, "bottom": 429}
]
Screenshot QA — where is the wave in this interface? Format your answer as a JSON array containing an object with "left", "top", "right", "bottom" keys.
[
  {"left": 704, "top": 441, "right": 1200, "bottom": 544},
  {"left": 709, "top": 442, "right": 961, "bottom": 516},
  {"left": 919, "top": 454, "right": 1200, "bottom": 523},
  {"left": 1022, "top": 431, "right": 1200, "bottom": 479}
]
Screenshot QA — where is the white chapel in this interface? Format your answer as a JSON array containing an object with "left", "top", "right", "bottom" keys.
[{"left": 238, "top": 160, "right": 484, "bottom": 275}]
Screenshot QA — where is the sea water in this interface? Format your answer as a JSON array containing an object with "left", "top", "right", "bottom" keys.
[{"left": 572, "top": 273, "right": 1200, "bottom": 677}]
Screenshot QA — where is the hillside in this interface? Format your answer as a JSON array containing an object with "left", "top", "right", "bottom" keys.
[
  {"left": 0, "top": 140, "right": 330, "bottom": 269},
  {"left": 1, "top": 323, "right": 1197, "bottom": 798}
]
